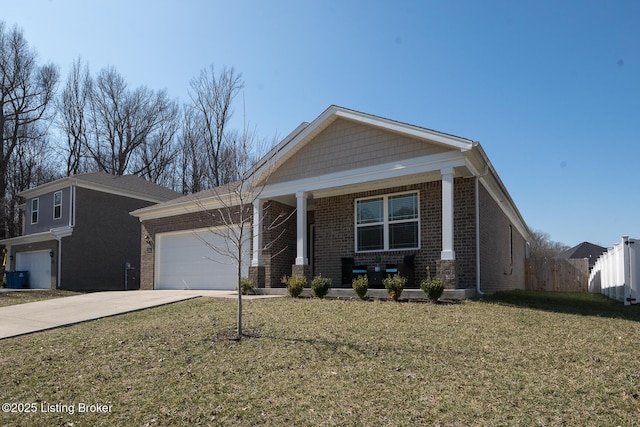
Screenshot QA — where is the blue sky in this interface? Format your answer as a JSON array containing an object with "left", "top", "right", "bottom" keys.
[{"left": 3, "top": 0, "right": 639, "bottom": 248}]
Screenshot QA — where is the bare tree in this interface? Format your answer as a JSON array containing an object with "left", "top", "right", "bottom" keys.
[
  {"left": 6, "top": 126, "right": 59, "bottom": 235},
  {"left": 187, "top": 65, "right": 244, "bottom": 187},
  {"left": 529, "top": 229, "right": 569, "bottom": 259},
  {"left": 192, "top": 121, "right": 285, "bottom": 338},
  {"left": 87, "top": 66, "right": 179, "bottom": 179},
  {"left": 56, "top": 57, "right": 92, "bottom": 176},
  {"left": 0, "top": 22, "right": 58, "bottom": 237},
  {"left": 178, "top": 106, "right": 208, "bottom": 193},
  {"left": 131, "top": 100, "right": 180, "bottom": 185}
]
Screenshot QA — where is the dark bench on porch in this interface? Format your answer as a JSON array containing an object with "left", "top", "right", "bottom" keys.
[{"left": 341, "top": 255, "right": 415, "bottom": 288}]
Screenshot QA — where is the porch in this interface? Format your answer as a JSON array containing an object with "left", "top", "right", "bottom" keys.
[{"left": 248, "top": 169, "right": 475, "bottom": 291}]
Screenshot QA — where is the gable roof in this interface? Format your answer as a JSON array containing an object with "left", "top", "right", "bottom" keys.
[
  {"left": 250, "top": 105, "right": 475, "bottom": 183},
  {"left": 132, "top": 105, "right": 531, "bottom": 242},
  {"left": 556, "top": 242, "right": 607, "bottom": 267},
  {"left": 130, "top": 181, "right": 242, "bottom": 221},
  {"left": 19, "top": 172, "right": 181, "bottom": 203}
]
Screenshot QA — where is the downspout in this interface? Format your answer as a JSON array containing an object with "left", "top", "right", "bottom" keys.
[
  {"left": 475, "top": 164, "right": 490, "bottom": 297},
  {"left": 475, "top": 176, "right": 484, "bottom": 296},
  {"left": 70, "top": 183, "right": 76, "bottom": 228},
  {"left": 56, "top": 237, "right": 62, "bottom": 289}
]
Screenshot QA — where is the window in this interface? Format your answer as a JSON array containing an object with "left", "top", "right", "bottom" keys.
[
  {"left": 53, "top": 191, "right": 62, "bottom": 220},
  {"left": 31, "top": 198, "right": 39, "bottom": 224},
  {"left": 355, "top": 192, "right": 419, "bottom": 252}
]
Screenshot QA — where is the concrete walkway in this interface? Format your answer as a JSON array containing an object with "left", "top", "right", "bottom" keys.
[{"left": 0, "top": 290, "right": 280, "bottom": 340}]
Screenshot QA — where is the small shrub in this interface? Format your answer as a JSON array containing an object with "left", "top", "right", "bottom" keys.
[
  {"left": 240, "top": 277, "right": 255, "bottom": 295},
  {"left": 421, "top": 267, "right": 445, "bottom": 303},
  {"left": 352, "top": 275, "right": 369, "bottom": 300},
  {"left": 311, "top": 274, "right": 332, "bottom": 298},
  {"left": 383, "top": 274, "right": 406, "bottom": 302},
  {"left": 281, "top": 274, "right": 306, "bottom": 298}
]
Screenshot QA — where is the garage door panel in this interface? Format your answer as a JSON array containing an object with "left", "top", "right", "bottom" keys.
[
  {"left": 155, "top": 228, "right": 248, "bottom": 290},
  {"left": 16, "top": 250, "right": 51, "bottom": 289}
]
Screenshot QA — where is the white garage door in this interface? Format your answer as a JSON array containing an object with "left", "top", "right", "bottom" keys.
[
  {"left": 155, "top": 227, "right": 249, "bottom": 290},
  {"left": 16, "top": 250, "right": 52, "bottom": 289}
]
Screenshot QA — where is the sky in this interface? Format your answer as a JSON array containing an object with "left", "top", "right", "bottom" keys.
[{"left": 2, "top": 0, "right": 639, "bottom": 248}]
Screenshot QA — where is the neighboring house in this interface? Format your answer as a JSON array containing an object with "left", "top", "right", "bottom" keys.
[
  {"left": 1, "top": 172, "right": 180, "bottom": 291},
  {"left": 555, "top": 241, "right": 607, "bottom": 269},
  {"left": 131, "top": 106, "right": 532, "bottom": 296}
]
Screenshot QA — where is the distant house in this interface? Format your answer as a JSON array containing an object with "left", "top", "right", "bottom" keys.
[
  {"left": 556, "top": 242, "right": 607, "bottom": 269},
  {"left": 132, "top": 105, "right": 532, "bottom": 297},
  {"left": 1, "top": 172, "right": 180, "bottom": 291}
]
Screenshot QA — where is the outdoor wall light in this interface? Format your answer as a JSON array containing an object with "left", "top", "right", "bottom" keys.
[{"left": 144, "top": 234, "right": 153, "bottom": 253}]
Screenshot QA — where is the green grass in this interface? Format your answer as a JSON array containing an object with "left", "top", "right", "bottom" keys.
[
  {"left": 0, "top": 292, "right": 639, "bottom": 426},
  {"left": 0, "top": 290, "right": 81, "bottom": 307}
]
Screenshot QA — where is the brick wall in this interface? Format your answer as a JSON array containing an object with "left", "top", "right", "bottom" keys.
[
  {"left": 261, "top": 201, "right": 296, "bottom": 287},
  {"left": 314, "top": 178, "right": 476, "bottom": 289},
  {"left": 478, "top": 182, "right": 526, "bottom": 293}
]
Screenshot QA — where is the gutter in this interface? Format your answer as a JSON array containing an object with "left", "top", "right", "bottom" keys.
[
  {"left": 475, "top": 176, "right": 484, "bottom": 296},
  {"left": 475, "top": 161, "right": 490, "bottom": 297}
]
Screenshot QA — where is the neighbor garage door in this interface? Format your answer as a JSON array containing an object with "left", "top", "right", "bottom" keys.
[
  {"left": 15, "top": 250, "right": 52, "bottom": 289},
  {"left": 155, "top": 227, "right": 249, "bottom": 290}
]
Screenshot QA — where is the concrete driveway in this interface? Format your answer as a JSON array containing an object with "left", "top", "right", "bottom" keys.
[{"left": 0, "top": 290, "right": 279, "bottom": 340}]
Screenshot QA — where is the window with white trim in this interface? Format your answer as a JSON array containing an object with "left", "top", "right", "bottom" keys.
[
  {"left": 355, "top": 191, "right": 420, "bottom": 252},
  {"left": 31, "top": 198, "right": 39, "bottom": 224},
  {"left": 53, "top": 191, "right": 62, "bottom": 220}
]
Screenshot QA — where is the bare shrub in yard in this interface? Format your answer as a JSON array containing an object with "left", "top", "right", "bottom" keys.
[
  {"left": 421, "top": 267, "right": 445, "bottom": 303},
  {"left": 311, "top": 275, "right": 332, "bottom": 298},
  {"left": 352, "top": 275, "right": 369, "bottom": 300},
  {"left": 240, "top": 277, "right": 255, "bottom": 295},
  {"left": 383, "top": 274, "right": 406, "bottom": 302},
  {"left": 281, "top": 274, "right": 306, "bottom": 298}
]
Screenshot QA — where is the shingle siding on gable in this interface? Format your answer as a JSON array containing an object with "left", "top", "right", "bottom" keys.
[{"left": 268, "top": 119, "right": 451, "bottom": 184}]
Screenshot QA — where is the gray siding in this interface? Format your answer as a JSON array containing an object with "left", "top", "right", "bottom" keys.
[
  {"left": 60, "top": 188, "right": 154, "bottom": 291},
  {"left": 24, "top": 187, "right": 72, "bottom": 234}
]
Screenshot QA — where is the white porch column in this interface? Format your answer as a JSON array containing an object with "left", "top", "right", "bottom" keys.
[
  {"left": 295, "top": 191, "right": 308, "bottom": 265},
  {"left": 441, "top": 167, "right": 456, "bottom": 260},
  {"left": 251, "top": 198, "right": 264, "bottom": 267}
]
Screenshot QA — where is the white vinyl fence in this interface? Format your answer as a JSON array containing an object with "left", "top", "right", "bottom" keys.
[{"left": 588, "top": 236, "right": 639, "bottom": 305}]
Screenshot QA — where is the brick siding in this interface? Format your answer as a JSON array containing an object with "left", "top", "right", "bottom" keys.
[
  {"left": 313, "top": 178, "right": 477, "bottom": 289},
  {"left": 478, "top": 182, "right": 526, "bottom": 292},
  {"left": 139, "top": 205, "right": 248, "bottom": 290}
]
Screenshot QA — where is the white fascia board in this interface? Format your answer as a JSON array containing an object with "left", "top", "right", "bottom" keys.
[
  {"left": 0, "top": 226, "right": 74, "bottom": 246},
  {"left": 253, "top": 106, "right": 475, "bottom": 186},
  {"left": 333, "top": 108, "right": 475, "bottom": 151},
  {"left": 73, "top": 181, "right": 170, "bottom": 203},
  {"left": 260, "top": 151, "right": 467, "bottom": 199},
  {"left": 467, "top": 144, "right": 531, "bottom": 242},
  {"left": 20, "top": 178, "right": 167, "bottom": 204},
  {"left": 131, "top": 193, "right": 244, "bottom": 221},
  {"left": 478, "top": 177, "right": 531, "bottom": 241},
  {"left": 19, "top": 178, "right": 73, "bottom": 198}
]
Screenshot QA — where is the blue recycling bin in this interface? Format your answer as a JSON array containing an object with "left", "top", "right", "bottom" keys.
[{"left": 6, "top": 271, "right": 29, "bottom": 289}]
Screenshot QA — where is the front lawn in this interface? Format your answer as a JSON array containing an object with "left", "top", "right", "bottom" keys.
[
  {"left": 0, "top": 290, "right": 81, "bottom": 308},
  {"left": 0, "top": 292, "right": 638, "bottom": 426}
]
